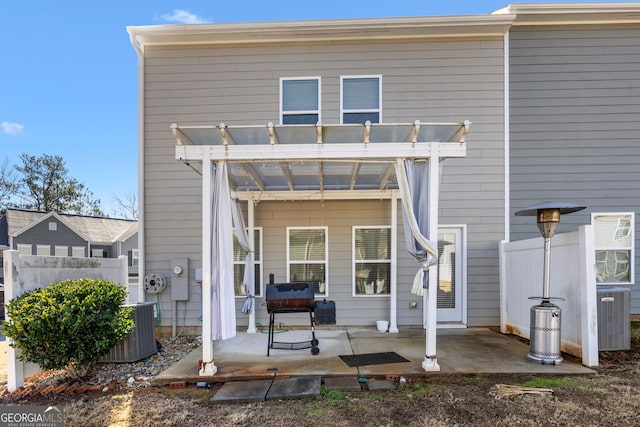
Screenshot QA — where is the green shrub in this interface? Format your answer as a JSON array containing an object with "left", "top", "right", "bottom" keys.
[{"left": 3, "top": 278, "right": 134, "bottom": 378}]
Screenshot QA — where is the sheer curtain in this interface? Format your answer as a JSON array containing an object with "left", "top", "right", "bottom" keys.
[
  {"left": 395, "top": 159, "right": 439, "bottom": 296},
  {"left": 210, "top": 161, "right": 236, "bottom": 340}
]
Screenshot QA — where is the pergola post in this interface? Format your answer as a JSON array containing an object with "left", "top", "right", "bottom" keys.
[
  {"left": 423, "top": 144, "right": 441, "bottom": 371},
  {"left": 389, "top": 191, "right": 399, "bottom": 333},
  {"left": 200, "top": 149, "right": 217, "bottom": 376},
  {"left": 246, "top": 197, "right": 257, "bottom": 334}
]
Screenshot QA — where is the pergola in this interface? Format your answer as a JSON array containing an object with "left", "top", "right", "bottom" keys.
[{"left": 172, "top": 120, "right": 470, "bottom": 374}]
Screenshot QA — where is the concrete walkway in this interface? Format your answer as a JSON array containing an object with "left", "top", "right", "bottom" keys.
[{"left": 154, "top": 328, "right": 593, "bottom": 387}]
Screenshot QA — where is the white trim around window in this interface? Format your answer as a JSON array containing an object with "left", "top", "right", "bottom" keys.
[
  {"left": 280, "top": 77, "right": 321, "bottom": 125},
  {"left": 353, "top": 226, "right": 391, "bottom": 297},
  {"left": 592, "top": 212, "right": 635, "bottom": 285},
  {"left": 286, "top": 226, "right": 328, "bottom": 296},
  {"left": 340, "top": 75, "right": 382, "bottom": 124},
  {"left": 54, "top": 245, "right": 68, "bottom": 257},
  {"left": 72, "top": 246, "right": 85, "bottom": 257},
  {"left": 16, "top": 243, "right": 32, "bottom": 256},
  {"left": 36, "top": 244, "right": 50, "bottom": 256}
]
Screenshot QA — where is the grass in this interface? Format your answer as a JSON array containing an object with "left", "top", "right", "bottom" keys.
[{"left": 520, "top": 376, "right": 587, "bottom": 389}]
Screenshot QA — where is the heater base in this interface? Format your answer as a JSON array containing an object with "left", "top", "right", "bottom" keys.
[{"left": 527, "top": 353, "right": 563, "bottom": 365}]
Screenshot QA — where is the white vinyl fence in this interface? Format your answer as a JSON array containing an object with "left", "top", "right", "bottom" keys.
[
  {"left": 2, "top": 250, "right": 128, "bottom": 391},
  {"left": 499, "top": 225, "right": 599, "bottom": 367}
]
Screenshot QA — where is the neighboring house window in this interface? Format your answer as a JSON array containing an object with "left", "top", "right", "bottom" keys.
[
  {"left": 287, "top": 227, "right": 327, "bottom": 296},
  {"left": 341, "top": 75, "right": 381, "bottom": 124},
  {"left": 48, "top": 222, "right": 57, "bottom": 231},
  {"left": 72, "top": 246, "right": 85, "bottom": 257},
  {"left": 280, "top": 77, "right": 320, "bottom": 124},
  {"left": 17, "top": 244, "right": 32, "bottom": 256},
  {"left": 128, "top": 249, "right": 139, "bottom": 267},
  {"left": 91, "top": 249, "right": 104, "bottom": 258},
  {"left": 233, "top": 228, "right": 262, "bottom": 298},
  {"left": 36, "top": 245, "right": 50, "bottom": 256},
  {"left": 353, "top": 226, "right": 391, "bottom": 296},
  {"left": 592, "top": 213, "right": 635, "bottom": 284},
  {"left": 54, "top": 246, "right": 68, "bottom": 257}
]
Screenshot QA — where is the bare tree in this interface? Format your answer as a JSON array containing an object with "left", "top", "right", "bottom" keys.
[
  {"left": 0, "top": 157, "right": 19, "bottom": 212},
  {"left": 112, "top": 192, "right": 138, "bottom": 220}
]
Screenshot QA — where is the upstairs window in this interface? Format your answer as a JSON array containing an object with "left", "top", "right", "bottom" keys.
[
  {"left": 280, "top": 77, "right": 320, "bottom": 125},
  {"left": 593, "top": 213, "right": 635, "bottom": 284},
  {"left": 287, "top": 227, "right": 327, "bottom": 296},
  {"left": 341, "top": 76, "right": 381, "bottom": 124}
]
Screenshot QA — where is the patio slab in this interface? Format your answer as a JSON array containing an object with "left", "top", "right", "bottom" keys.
[{"left": 153, "top": 327, "right": 594, "bottom": 387}]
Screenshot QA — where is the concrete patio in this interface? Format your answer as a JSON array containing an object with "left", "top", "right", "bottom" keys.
[{"left": 153, "top": 327, "right": 593, "bottom": 386}]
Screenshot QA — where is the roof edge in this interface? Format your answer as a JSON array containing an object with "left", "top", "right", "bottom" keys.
[
  {"left": 127, "top": 14, "right": 516, "bottom": 48},
  {"left": 493, "top": 2, "right": 640, "bottom": 25}
]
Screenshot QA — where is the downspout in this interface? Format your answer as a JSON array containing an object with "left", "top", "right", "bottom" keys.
[
  {"left": 503, "top": 30, "right": 510, "bottom": 242},
  {"left": 129, "top": 30, "right": 146, "bottom": 304}
]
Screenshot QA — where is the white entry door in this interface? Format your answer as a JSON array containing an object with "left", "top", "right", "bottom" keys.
[{"left": 436, "top": 227, "right": 466, "bottom": 324}]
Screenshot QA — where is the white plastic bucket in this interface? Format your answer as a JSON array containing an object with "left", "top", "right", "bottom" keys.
[{"left": 376, "top": 320, "right": 389, "bottom": 332}]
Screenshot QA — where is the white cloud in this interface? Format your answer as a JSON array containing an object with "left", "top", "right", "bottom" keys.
[
  {"left": 1, "top": 121, "right": 25, "bottom": 136},
  {"left": 161, "top": 9, "right": 207, "bottom": 24}
]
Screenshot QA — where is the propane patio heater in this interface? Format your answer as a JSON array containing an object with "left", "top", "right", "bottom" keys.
[{"left": 515, "top": 201, "right": 586, "bottom": 365}]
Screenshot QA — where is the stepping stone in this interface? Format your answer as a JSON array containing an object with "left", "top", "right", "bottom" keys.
[
  {"left": 211, "top": 379, "right": 273, "bottom": 404},
  {"left": 323, "top": 376, "right": 362, "bottom": 392},
  {"left": 266, "top": 376, "right": 321, "bottom": 400}
]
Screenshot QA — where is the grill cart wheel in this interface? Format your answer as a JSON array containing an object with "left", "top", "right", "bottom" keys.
[{"left": 311, "top": 346, "right": 320, "bottom": 355}]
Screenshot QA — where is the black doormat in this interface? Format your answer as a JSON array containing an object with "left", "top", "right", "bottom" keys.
[{"left": 339, "top": 352, "right": 410, "bottom": 367}]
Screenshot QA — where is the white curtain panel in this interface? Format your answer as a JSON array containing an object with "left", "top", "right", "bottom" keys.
[
  {"left": 231, "top": 198, "right": 255, "bottom": 314},
  {"left": 211, "top": 161, "right": 237, "bottom": 340}
]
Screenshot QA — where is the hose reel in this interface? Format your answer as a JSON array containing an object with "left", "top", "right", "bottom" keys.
[{"left": 143, "top": 273, "right": 167, "bottom": 294}]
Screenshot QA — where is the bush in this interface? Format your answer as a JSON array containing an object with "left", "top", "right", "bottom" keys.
[{"left": 3, "top": 278, "right": 134, "bottom": 378}]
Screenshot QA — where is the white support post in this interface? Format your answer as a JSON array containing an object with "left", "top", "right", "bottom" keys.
[
  {"left": 423, "top": 144, "right": 441, "bottom": 372},
  {"left": 389, "top": 191, "right": 399, "bottom": 333},
  {"left": 200, "top": 151, "right": 217, "bottom": 376},
  {"left": 246, "top": 197, "right": 257, "bottom": 334}
]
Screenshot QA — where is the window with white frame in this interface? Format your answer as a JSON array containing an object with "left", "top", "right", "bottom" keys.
[
  {"left": 17, "top": 244, "right": 32, "bottom": 256},
  {"left": 341, "top": 75, "right": 381, "bottom": 124},
  {"left": 233, "top": 228, "right": 262, "bottom": 297},
  {"left": 280, "top": 77, "right": 320, "bottom": 125},
  {"left": 91, "top": 248, "right": 104, "bottom": 258},
  {"left": 353, "top": 226, "right": 391, "bottom": 296},
  {"left": 592, "top": 213, "right": 635, "bottom": 284},
  {"left": 54, "top": 245, "right": 68, "bottom": 257},
  {"left": 36, "top": 245, "right": 50, "bottom": 256},
  {"left": 72, "top": 246, "right": 85, "bottom": 257},
  {"left": 287, "top": 227, "right": 327, "bottom": 296}
]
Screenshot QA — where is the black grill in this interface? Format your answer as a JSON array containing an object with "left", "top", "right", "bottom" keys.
[{"left": 265, "top": 279, "right": 319, "bottom": 356}]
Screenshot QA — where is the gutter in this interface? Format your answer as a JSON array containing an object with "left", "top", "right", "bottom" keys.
[{"left": 128, "top": 30, "right": 146, "bottom": 304}]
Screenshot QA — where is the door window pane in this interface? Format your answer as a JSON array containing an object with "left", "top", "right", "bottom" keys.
[
  {"left": 593, "top": 213, "right": 634, "bottom": 284},
  {"left": 233, "top": 229, "right": 262, "bottom": 297}
]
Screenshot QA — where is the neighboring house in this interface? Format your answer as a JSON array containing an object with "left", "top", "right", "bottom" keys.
[
  {"left": 127, "top": 2, "right": 639, "bottom": 371},
  {"left": 0, "top": 209, "right": 139, "bottom": 294}
]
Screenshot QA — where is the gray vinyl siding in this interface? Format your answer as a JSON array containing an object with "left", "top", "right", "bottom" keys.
[
  {"left": 13, "top": 219, "right": 86, "bottom": 254},
  {"left": 142, "top": 36, "right": 505, "bottom": 328},
  {"left": 509, "top": 25, "right": 640, "bottom": 312}
]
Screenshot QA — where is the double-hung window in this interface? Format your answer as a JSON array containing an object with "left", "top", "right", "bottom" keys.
[
  {"left": 353, "top": 226, "right": 391, "bottom": 296},
  {"left": 592, "top": 213, "right": 635, "bottom": 284},
  {"left": 341, "top": 75, "right": 381, "bottom": 124},
  {"left": 287, "top": 227, "right": 327, "bottom": 296},
  {"left": 280, "top": 77, "right": 320, "bottom": 125},
  {"left": 233, "top": 228, "right": 263, "bottom": 297}
]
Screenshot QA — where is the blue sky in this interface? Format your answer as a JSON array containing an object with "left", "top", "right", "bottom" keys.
[{"left": 0, "top": 1, "right": 614, "bottom": 216}]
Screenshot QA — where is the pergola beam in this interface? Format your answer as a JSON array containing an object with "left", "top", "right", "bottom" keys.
[{"left": 176, "top": 142, "right": 466, "bottom": 163}]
